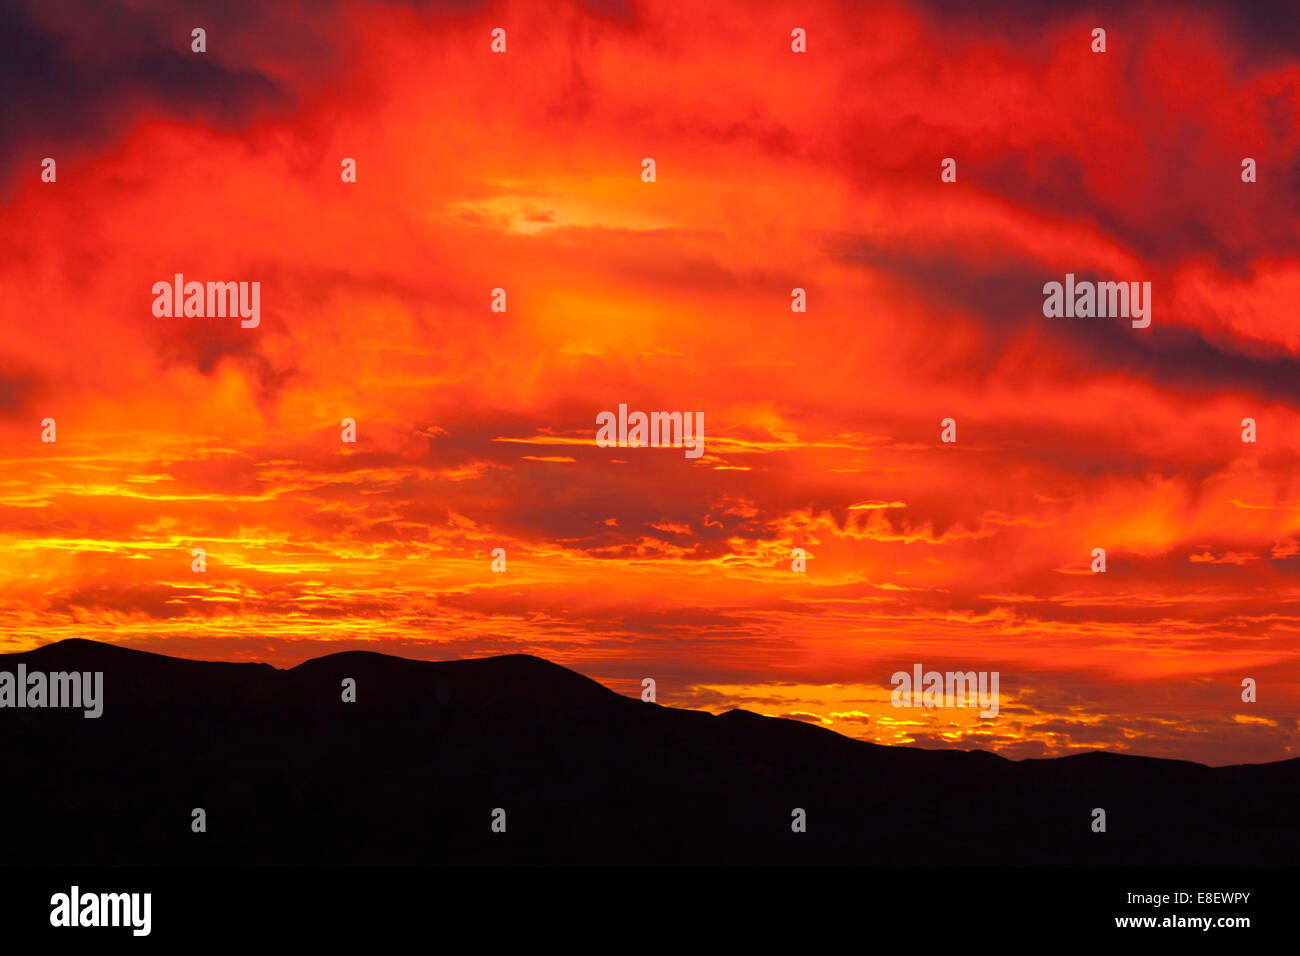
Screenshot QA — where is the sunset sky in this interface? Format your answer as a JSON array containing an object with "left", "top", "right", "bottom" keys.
[{"left": 2, "top": 0, "right": 1298, "bottom": 765}]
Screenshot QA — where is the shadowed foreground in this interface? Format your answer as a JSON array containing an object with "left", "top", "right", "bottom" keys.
[{"left": 2, "top": 639, "right": 1296, "bottom": 865}]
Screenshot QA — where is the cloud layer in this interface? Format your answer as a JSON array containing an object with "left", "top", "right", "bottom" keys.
[{"left": 1, "top": 0, "right": 1297, "bottom": 764}]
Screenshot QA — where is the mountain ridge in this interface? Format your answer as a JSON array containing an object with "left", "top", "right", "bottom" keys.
[{"left": 2, "top": 638, "right": 1296, "bottom": 865}]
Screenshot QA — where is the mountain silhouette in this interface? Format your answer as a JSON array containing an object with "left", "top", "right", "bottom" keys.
[{"left": 1, "top": 638, "right": 1296, "bottom": 865}]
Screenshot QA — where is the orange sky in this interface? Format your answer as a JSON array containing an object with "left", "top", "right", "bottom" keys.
[{"left": 1, "top": 0, "right": 1298, "bottom": 764}]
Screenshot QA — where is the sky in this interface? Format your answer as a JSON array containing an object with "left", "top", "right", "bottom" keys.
[{"left": 1, "top": 0, "right": 1298, "bottom": 765}]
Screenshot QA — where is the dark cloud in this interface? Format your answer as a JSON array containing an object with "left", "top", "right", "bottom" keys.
[
  {"left": 835, "top": 242, "right": 1300, "bottom": 405},
  {"left": 0, "top": 0, "right": 297, "bottom": 195},
  {"left": 0, "top": 0, "right": 644, "bottom": 196},
  {"left": 0, "top": 362, "right": 46, "bottom": 418},
  {"left": 913, "top": 0, "right": 1300, "bottom": 61},
  {"left": 972, "top": 152, "right": 1298, "bottom": 272}
]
